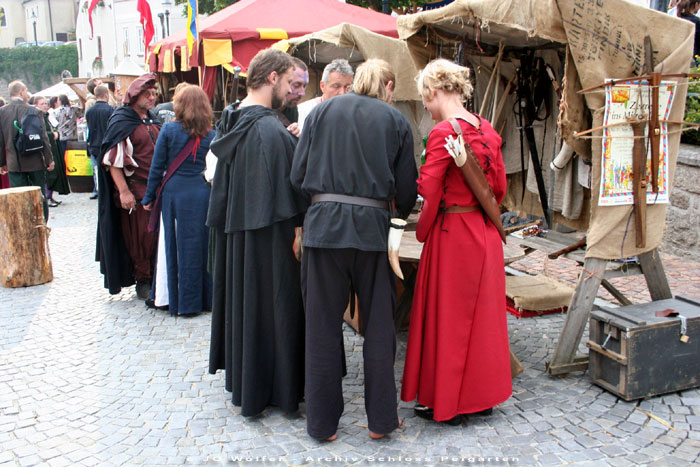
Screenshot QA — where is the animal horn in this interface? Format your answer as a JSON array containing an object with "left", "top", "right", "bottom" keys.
[{"left": 388, "top": 218, "right": 407, "bottom": 280}]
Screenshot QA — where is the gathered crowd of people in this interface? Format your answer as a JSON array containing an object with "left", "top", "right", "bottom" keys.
[{"left": 0, "top": 48, "right": 512, "bottom": 441}]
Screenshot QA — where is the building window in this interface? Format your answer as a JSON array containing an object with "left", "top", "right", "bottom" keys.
[
  {"left": 97, "top": 36, "right": 103, "bottom": 57},
  {"left": 0, "top": 6, "right": 7, "bottom": 28},
  {"left": 123, "top": 27, "right": 130, "bottom": 56}
]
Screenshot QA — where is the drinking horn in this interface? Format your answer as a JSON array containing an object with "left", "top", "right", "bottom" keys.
[{"left": 388, "top": 218, "right": 407, "bottom": 280}]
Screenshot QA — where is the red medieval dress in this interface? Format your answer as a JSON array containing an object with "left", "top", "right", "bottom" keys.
[{"left": 401, "top": 116, "right": 512, "bottom": 422}]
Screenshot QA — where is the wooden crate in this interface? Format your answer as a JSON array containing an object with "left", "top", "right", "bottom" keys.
[{"left": 587, "top": 296, "right": 700, "bottom": 400}]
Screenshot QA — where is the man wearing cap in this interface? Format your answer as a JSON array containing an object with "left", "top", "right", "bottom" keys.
[{"left": 96, "top": 73, "right": 161, "bottom": 299}]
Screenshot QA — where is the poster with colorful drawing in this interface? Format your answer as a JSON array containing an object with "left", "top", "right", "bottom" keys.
[{"left": 599, "top": 80, "right": 675, "bottom": 206}]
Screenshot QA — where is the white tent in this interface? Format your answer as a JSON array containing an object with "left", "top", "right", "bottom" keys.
[{"left": 33, "top": 81, "right": 79, "bottom": 101}]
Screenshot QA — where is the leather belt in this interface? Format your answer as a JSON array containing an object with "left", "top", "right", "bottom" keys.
[
  {"left": 311, "top": 193, "right": 389, "bottom": 210},
  {"left": 443, "top": 205, "right": 479, "bottom": 213}
]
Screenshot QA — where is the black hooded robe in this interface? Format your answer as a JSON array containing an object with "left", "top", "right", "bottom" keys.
[
  {"left": 207, "top": 104, "right": 307, "bottom": 417},
  {"left": 95, "top": 106, "right": 161, "bottom": 294}
]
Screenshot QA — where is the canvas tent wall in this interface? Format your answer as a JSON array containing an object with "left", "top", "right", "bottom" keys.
[
  {"left": 147, "top": 0, "right": 397, "bottom": 75},
  {"left": 282, "top": 22, "right": 433, "bottom": 164},
  {"left": 397, "top": 0, "right": 694, "bottom": 260}
]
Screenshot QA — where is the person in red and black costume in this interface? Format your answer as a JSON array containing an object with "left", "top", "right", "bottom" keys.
[{"left": 96, "top": 73, "right": 162, "bottom": 299}]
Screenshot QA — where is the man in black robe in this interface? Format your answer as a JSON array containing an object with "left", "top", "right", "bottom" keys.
[
  {"left": 291, "top": 59, "right": 417, "bottom": 440},
  {"left": 96, "top": 73, "right": 161, "bottom": 297},
  {"left": 207, "top": 48, "right": 307, "bottom": 417}
]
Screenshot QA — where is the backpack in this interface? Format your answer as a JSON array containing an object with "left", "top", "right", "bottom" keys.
[{"left": 13, "top": 111, "right": 45, "bottom": 157}]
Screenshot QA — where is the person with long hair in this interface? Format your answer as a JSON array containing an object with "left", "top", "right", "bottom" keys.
[
  {"left": 142, "top": 85, "right": 214, "bottom": 316},
  {"left": 291, "top": 58, "right": 417, "bottom": 440},
  {"left": 401, "top": 59, "right": 512, "bottom": 425},
  {"left": 678, "top": 0, "right": 700, "bottom": 63}
]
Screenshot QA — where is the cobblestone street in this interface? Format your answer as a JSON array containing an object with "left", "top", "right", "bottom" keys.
[{"left": 1, "top": 193, "right": 699, "bottom": 466}]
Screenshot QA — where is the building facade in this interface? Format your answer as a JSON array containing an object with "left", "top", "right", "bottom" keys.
[{"left": 0, "top": 0, "right": 78, "bottom": 48}]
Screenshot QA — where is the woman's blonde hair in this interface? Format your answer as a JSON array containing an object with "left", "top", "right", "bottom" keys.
[
  {"left": 417, "top": 59, "right": 473, "bottom": 102},
  {"left": 352, "top": 58, "right": 395, "bottom": 103}
]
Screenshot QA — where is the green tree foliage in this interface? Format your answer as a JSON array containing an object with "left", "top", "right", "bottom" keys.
[
  {"left": 174, "top": 0, "right": 419, "bottom": 16},
  {"left": 0, "top": 44, "right": 78, "bottom": 93},
  {"left": 174, "top": 0, "right": 237, "bottom": 15},
  {"left": 682, "top": 61, "right": 700, "bottom": 145}
]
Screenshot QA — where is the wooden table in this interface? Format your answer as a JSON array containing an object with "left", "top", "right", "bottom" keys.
[{"left": 394, "top": 229, "right": 527, "bottom": 330}]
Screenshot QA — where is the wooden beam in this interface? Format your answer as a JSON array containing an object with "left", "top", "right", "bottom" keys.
[
  {"left": 638, "top": 249, "right": 673, "bottom": 301},
  {"left": 600, "top": 279, "right": 633, "bottom": 306},
  {"left": 547, "top": 257, "right": 607, "bottom": 374},
  {"left": 632, "top": 122, "right": 647, "bottom": 248}
]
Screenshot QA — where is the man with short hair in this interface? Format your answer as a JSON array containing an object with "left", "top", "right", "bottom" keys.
[
  {"left": 96, "top": 74, "right": 161, "bottom": 298},
  {"left": 277, "top": 57, "right": 309, "bottom": 137},
  {"left": 85, "top": 84, "right": 114, "bottom": 200},
  {"left": 297, "top": 58, "right": 354, "bottom": 131},
  {"left": 207, "top": 48, "right": 307, "bottom": 418},
  {"left": 0, "top": 80, "right": 54, "bottom": 220}
]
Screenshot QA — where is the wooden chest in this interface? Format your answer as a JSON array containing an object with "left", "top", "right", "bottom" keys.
[{"left": 587, "top": 296, "right": 700, "bottom": 401}]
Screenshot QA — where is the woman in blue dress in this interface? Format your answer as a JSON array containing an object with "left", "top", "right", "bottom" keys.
[{"left": 143, "top": 85, "right": 214, "bottom": 316}]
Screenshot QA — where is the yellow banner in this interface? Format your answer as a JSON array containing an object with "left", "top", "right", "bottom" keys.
[
  {"left": 257, "top": 28, "right": 288, "bottom": 40},
  {"left": 64, "top": 149, "right": 92, "bottom": 177},
  {"left": 203, "top": 38, "right": 233, "bottom": 67}
]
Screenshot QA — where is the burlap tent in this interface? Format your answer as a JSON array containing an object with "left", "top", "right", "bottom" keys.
[
  {"left": 281, "top": 23, "right": 433, "bottom": 161},
  {"left": 398, "top": 0, "right": 694, "bottom": 260}
]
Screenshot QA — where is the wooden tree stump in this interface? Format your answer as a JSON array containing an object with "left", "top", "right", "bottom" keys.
[{"left": 0, "top": 187, "right": 53, "bottom": 287}]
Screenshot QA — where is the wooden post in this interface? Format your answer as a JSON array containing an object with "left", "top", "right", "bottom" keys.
[
  {"left": 632, "top": 122, "right": 647, "bottom": 248},
  {"left": 546, "top": 257, "right": 607, "bottom": 375},
  {"left": 0, "top": 187, "right": 53, "bottom": 287},
  {"left": 638, "top": 248, "right": 673, "bottom": 300}
]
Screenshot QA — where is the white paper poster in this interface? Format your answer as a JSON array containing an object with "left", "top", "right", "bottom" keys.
[{"left": 599, "top": 80, "right": 675, "bottom": 206}]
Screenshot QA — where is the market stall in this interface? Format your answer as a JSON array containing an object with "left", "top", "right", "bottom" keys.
[
  {"left": 147, "top": 0, "right": 398, "bottom": 104},
  {"left": 397, "top": 0, "right": 695, "bottom": 377}
]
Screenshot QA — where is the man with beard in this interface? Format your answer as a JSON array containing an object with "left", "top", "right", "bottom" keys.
[
  {"left": 96, "top": 73, "right": 161, "bottom": 298},
  {"left": 207, "top": 49, "right": 307, "bottom": 418},
  {"left": 276, "top": 57, "right": 308, "bottom": 137}
]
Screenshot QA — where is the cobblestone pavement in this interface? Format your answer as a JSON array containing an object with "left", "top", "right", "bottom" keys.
[{"left": 1, "top": 193, "right": 699, "bottom": 466}]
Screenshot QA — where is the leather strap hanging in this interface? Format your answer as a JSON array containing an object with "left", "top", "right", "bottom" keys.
[{"left": 447, "top": 117, "right": 506, "bottom": 244}]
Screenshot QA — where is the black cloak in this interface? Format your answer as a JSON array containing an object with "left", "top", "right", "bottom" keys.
[
  {"left": 207, "top": 104, "right": 307, "bottom": 417},
  {"left": 95, "top": 106, "right": 160, "bottom": 294},
  {"left": 43, "top": 113, "right": 70, "bottom": 195}
]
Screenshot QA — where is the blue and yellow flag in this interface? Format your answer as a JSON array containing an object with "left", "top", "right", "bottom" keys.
[{"left": 186, "top": 0, "right": 198, "bottom": 58}]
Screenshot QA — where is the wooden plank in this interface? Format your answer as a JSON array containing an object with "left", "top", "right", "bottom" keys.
[
  {"left": 400, "top": 230, "right": 526, "bottom": 265},
  {"left": 638, "top": 249, "right": 673, "bottom": 300},
  {"left": 547, "top": 257, "right": 607, "bottom": 374},
  {"left": 601, "top": 279, "right": 633, "bottom": 306},
  {"left": 546, "top": 356, "right": 589, "bottom": 375},
  {"left": 632, "top": 122, "right": 647, "bottom": 248}
]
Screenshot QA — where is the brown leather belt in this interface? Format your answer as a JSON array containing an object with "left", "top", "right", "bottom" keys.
[{"left": 443, "top": 205, "right": 479, "bottom": 213}]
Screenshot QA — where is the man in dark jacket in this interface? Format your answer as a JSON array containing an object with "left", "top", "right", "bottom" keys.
[
  {"left": 85, "top": 84, "right": 114, "bottom": 199},
  {"left": 207, "top": 48, "right": 307, "bottom": 418},
  {"left": 291, "top": 59, "right": 417, "bottom": 441},
  {"left": 0, "top": 80, "right": 55, "bottom": 221}
]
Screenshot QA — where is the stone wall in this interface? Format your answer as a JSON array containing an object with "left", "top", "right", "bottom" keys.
[{"left": 663, "top": 144, "right": 700, "bottom": 262}]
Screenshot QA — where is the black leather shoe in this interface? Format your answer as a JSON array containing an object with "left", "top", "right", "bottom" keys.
[
  {"left": 48, "top": 200, "right": 59, "bottom": 208},
  {"left": 442, "top": 415, "right": 463, "bottom": 426},
  {"left": 135, "top": 281, "right": 151, "bottom": 300},
  {"left": 414, "top": 405, "right": 434, "bottom": 421},
  {"left": 472, "top": 408, "right": 493, "bottom": 416},
  {"left": 90, "top": 193, "right": 98, "bottom": 200}
]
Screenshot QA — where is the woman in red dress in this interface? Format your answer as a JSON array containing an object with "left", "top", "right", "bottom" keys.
[{"left": 401, "top": 59, "right": 512, "bottom": 424}]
